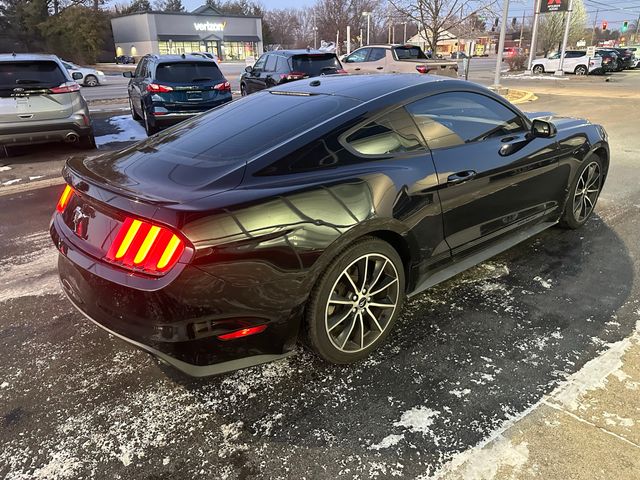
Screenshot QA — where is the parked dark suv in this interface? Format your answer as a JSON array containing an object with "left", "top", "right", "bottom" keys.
[
  {"left": 124, "top": 54, "right": 232, "bottom": 135},
  {"left": 240, "top": 50, "right": 345, "bottom": 96}
]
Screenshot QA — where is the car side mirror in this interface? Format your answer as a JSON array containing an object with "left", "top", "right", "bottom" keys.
[
  {"left": 123, "top": 71, "right": 133, "bottom": 78},
  {"left": 71, "top": 72, "right": 83, "bottom": 80},
  {"left": 531, "top": 119, "right": 557, "bottom": 138},
  {"left": 244, "top": 66, "right": 253, "bottom": 73}
]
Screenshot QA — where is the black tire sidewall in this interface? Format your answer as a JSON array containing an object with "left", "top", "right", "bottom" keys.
[
  {"left": 561, "top": 155, "right": 604, "bottom": 229},
  {"left": 305, "top": 238, "right": 405, "bottom": 364}
]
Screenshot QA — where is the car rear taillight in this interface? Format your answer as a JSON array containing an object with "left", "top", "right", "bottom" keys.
[
  {"left": 105, "top": 217, "right": 186, "bottom": 275},
  {"left": 50, "top": 82, "right": 81, "bottom": 94},
  {"left": 280, "top": 72, "right": 306, "bottom": 81},
  {"left": 56, "top": 184, "right": 74, "bottom": 212},
  {"left": 213, "top": 81, "right": 231, "bottom": 92},
  {"left": 147, "top": 83, "right": 173, "bottom": 93},
  {"left": 416, "top": 65, "right": 428, "bottom": 74},
  {"left": 217, "top": 325, "right": 268, "bottom": 341},
  {"left": 336, "top": 69, "right": 348, "bottom": 74}
]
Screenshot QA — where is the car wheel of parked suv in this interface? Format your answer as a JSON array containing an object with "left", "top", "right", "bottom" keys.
[
  {"left": 84, "top": 75, "right": 98, "bottom": 87},
  {"left": 574, "top": 65, "right": 588, "bottom": 75},
  {"left": 129, "top": 97, "right": 141, "bottom": 120},
  {"left": 142, "top": 106, "right": 157, "bottom": 136},
  {"left": 532, "top": 64, "right": 544, "bottom": 74},
  {"left": 305, "top": 238, "right": 405, "bottom": 364},
  {"left": 560, "top": 155, "right": 604, "bottom": 229},
  {"left": 240, "top": 83, "right": 247, "bottom": 96}
]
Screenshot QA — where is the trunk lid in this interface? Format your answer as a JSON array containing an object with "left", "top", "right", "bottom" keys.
[{"left": 152, "top": 61, "right": 228, "bottom": 110}]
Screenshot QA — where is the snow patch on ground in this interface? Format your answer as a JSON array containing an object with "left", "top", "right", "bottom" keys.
[
  {"left": 394, "top": 406, "right": 440, "bottom": 435},
  {"left": 369, "top": 433, "right": 405, "bottom": 450},
  {"left": 533, "top": 276, "right": 552, "bottom": 289},
  {"left": 0, "top": 165, "right": 11, "bottom": 171},
  {"left": 95, "top": 115, "right": 147, "bottom": 146},
  {"left": 2, "top": 178, "right": 21, "bottom": 186}
]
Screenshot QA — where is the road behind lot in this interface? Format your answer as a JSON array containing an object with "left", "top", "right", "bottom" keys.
[{"left": 1, "top": 84, "right": 640, "bottom": 478}]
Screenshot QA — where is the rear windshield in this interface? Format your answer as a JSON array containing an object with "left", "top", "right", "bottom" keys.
[
  {"left": 393, "top": 46, "right": 428, "bottom": 60},
  {"left": 0, "top": 61, "right": 66, "bottom": 91},
  {"left": 155, "top": 62, "right": 224, "bottom": 84},
  {"left": 291, "top": 54, "right": 341, "bottom": 76}
]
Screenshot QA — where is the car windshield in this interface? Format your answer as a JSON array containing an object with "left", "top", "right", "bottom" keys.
[
  {"left": 155, "top": 62, "right": 224, "bottom": 84},
  {"left": 291, "top": 54, "right": 341, "bottom": 75},
  {"left": 393, "top": 46, "right": 428, "bottom": 60},
  {"left": 0, "top": 61, "right": 66, "bottom": 96}
]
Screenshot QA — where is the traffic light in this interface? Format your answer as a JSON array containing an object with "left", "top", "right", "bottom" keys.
[
  {"left": 601, "top": 20, "right": 608, "bottom": 31},
  {"left": 621, "top": 21, "right": 629, "bottom": 33}
]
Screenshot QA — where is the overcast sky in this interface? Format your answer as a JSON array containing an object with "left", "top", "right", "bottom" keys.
[{"left": 175, "top": 0, "right": 639, "bottom": 31}]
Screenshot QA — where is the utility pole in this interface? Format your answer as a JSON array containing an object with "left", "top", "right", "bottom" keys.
[
  {"left": 493, "top": 0, "right": 510, "bottom": 89},
  {"left": 347, "top": 25, "right": 351, "bottom": 54},
  {"left": 635, "top": 13, "right": 640, "bottom": 43},
  {"left": 362, "top": 12, "right": 372, "bottom": 45},
  {"left": 555, "top": 0, "right": 574, "bottom": 76},
  {"left": 313, "top": 12, "right": 318, "bottom": 49},
  {"left": 590, "top": 9, "right": 599, "bottom": 46},
  {"left": 403, "top": 22, "right": 407, "bottom": 43},
  {"left": 526, "top": 0, "right": 541, "bottom": 73}
]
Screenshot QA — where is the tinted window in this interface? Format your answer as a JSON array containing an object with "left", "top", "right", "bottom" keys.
[
  {"left": 253, "top": 54, "right": 267, "bottom": 70},
  {"left": 565, "top": 51, "right": 584, "bottom": 58},
  {"left": 0, "top": 61, "right": 66, "bottom": 92},
  {"left": 264, "top": 55, "right": 277, "bottom": 72},
  {"left": 129, "top": 92, "right": 357, "bottom": 165},
  {"left": 291, "top": 54, "right": 341, "bottom": 75},
  {"left": 346, "top": 49, "right": 370, "bottom": 63},
  {"left": 368, "top": 48, "right": 386, "bottom": 62},
  {"left": 406, "top": 92, "right": 526, "bottom": 150},
  {"left": 155, "top": 62, "right": 223, "bottom": 83},
  {"left": 134, "top": 59, "right": 145, "bottom": 77},
  {"left": 548, "top": 53, "right": 560, "bottom": 60},
  {"left": 276, "top": 56, "right": 288, "bottom": 71},
  {"left": 345, "top": 108, "right": 424, "bottom": 156},
  {"left": 393, "top": 46, "right": 427, "bottom": 60}
]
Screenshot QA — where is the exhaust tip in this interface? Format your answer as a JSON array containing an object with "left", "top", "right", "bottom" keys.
[{"left": 65, "top": 133, "right": 79, "bottom": 143}]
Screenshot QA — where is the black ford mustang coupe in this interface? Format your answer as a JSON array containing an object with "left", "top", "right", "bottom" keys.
[{"left": 51, "top": 75, "right": 609, "bottom": 376}]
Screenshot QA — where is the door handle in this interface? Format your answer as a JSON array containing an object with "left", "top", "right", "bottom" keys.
[
  {"left": 447, "top": 170, "right": 476, "bottom": 185},
  {"left": 376, "top": 66, "right": 383, "bottom": 70},
  {"left": 355, "top": 67, "right": 361, "bottom": 71}
]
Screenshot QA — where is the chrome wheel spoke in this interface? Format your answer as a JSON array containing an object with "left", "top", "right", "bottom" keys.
[
  {"left": 358, "top": 312, "right": 365, "bottom": 349},
  {"left": 369, "top": 259, "right": 388, "bottom": 293},
  {"left": 369, "top": 277, "right": 398, "bottom": 296},
  {"left": 341, "top": 270, "right": 359, "bottom": 295},
  {"left": 573, "top": 162, "right": 600, "bottom": 222},
  {"left": 359, "top": 255, "right": 369, "bottom": 291},
  {"left": 369, "top": 301, "right": 395, "bottom": 308},
  {"left": 339, "top": 316, "right": 357, "bottom": 349},
  {"left": 329, "top": 293, "right": 354, "bottom": 305},
  {"left": 328, "top": 308, "right": 354, "bottom": 332},
  {"left": 365, "top": 307, "right": 384, "bottom": 332}
]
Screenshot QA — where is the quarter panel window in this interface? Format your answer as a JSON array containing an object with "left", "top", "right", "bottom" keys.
[
  {"left": 264, "top": 55, "right": 277, "bottom": 72},
  {"left": 346, "top": 48, "right": 370, "bottom": 63},
  {"left": 368, "top": 48, "right": 387, "bottom": 62},
  {"left": 345, "top": 108, "right": 425, "bottom": 156},
  {"left": 406, "top": 92, "right": 527, "bottom": 150}
]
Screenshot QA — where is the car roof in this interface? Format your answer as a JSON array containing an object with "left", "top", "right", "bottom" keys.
[
  {"left": 268, "top": 73, "right": 461, "bottom": 102},
  {"left": 147, "top": 54, "right": 217, "bottom": 63},
  {"left": 267, "top": 49, "right": 337, "bottom": 56},
  {"left": 0, "top": 53, "right": 62, "bottom": 62}
]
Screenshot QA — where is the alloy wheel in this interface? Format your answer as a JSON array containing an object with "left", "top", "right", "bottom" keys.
[
  {"left": 324, "top": 253, "right": 400, "bottom": 353},
  {"left": 573, "top": 161, "right": 601, "bottom": 223},
  {"left": 575, "top": 66, "right": 587, "bottom": 75}
]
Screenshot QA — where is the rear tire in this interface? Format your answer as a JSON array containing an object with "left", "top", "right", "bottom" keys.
[
  {"left": 559, "top": 155, "right": 604, "bottom": 229},
  {"left": 532, "top": 64, "right": 544, "bottom": 74},
  {"left": 240, "top": 83, "right": 247, "bottom": 96},
  {"left": 142, "top": 106, "right": 157, "bottom": 136},
  {"left": 305, "top": 237, "right": 405, "bottom": 364},
  {"left": 129, "top": 97, "right": 141, "bottom": 120},
  {"left": 574, "top": 65, "right": 588, "bottom": 75},
  {"left": 84, "top": 75, "right": 99, "bottom": 87},
  {"left": 77, "top": 134, "right": 97, "bottom": 150}
]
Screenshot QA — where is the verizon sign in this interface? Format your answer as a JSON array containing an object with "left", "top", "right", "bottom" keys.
[
  {"left": 540, "top": 0, "right": 569, "bottom": 13},
  {"left": 193, "top": 21, "right": 226, "bottom": 32}
]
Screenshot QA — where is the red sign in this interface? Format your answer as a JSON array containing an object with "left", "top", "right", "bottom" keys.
[{"left": 540, "top": 0, "right": 568, "bottom": 13}]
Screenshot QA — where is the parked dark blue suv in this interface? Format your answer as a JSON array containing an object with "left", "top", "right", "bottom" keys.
[{"left": 124, "top": 54, "right": 232, "bottom": 135}]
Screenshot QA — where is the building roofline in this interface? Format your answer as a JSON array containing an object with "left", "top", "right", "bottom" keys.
[{"left": 111, "top": 10, "right": 262, "bottom": 20}]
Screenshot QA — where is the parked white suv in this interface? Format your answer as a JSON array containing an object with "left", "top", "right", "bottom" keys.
[
  {"left": 60, "top": 60, "right": 107, "bottom": 87},
  {"left": 532, "top": 50, "right": 603, "bottom": 75}
]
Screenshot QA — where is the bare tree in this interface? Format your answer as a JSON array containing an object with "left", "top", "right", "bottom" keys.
[
  {"left": 313, "top": 0, "right": 381, "bottom": 47},
  {"left": 537, "top": 0, "right": 587, "bottom": 55},
  {"left": 387, "top": 0, "right": 498, "bottom": 52},
  {"left": 265, "top": 8, "right": 301, "bottom": 48}
]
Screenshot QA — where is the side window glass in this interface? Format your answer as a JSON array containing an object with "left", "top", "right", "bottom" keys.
[
  {"left": 406, "top": 92, "right": 526, "bottom": 150},
  {"left": 253, "top": 55, "right": 267, "bottom": 71},
  {"left": 345, "top": 107, "right": 424, "bottom": 156},
  {"left": 346, "top": 48, "right": 370, "bottom": 63},
  {"left": 275, "top": 56, "right": 287, "bottom": 72},
  {"left": 264, "top": 55, "right": 277, "bottom": 72},
  {"left": 134, "top": 60, "right": 144, "bottom": 78},
  {"left": 548, "top": 53, "right": 560, "bottom": 60},
  {"left": 368, "top": 48, "right": 386, "bottom": 62}
]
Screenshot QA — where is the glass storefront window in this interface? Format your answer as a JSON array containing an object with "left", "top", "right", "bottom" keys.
[
  {"left": 158, "top": 41, "right": 220, "bottom": 58},
  {"left": 222, "top": 42, "right": 256, "bottom": 61}
]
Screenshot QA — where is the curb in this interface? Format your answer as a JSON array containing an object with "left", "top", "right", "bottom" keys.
[
  {"left": 0, "top": 176, "right": 65, "bottom": 197},
  {"left": 510, "top": 90, "right": 538, "bottom": 104}
]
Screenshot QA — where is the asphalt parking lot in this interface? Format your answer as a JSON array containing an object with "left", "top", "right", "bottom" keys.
[{"left": 1, "top": 75, "right": 639, "bottom": 479}]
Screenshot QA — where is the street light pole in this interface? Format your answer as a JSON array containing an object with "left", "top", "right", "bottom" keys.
[
  {"left": 403, "top": 22, "right": 407, "bottom": 43},
  {"left": 526, "top": 0, "right": 541, "bottom": 73},
  {"left": 362, "top": 12, "right": 372, "bottom": 46},
  {"left": 493, "top": 0, "right": 510, "bottom": 89},
  {"left": 590, "top": 9, "right": 599, "bottom": 46},
  {"left": 555, "top": 0, "right": 574, "bottom": 76}
]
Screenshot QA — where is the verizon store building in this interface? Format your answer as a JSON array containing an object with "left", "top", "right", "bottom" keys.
[{"left": 111, "top": 5, "right": 263, "bottom": 61}]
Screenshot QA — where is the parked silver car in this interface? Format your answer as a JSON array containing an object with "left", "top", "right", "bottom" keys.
[{"left": 0, "top": 53, "right": 95, "bottom": 151}]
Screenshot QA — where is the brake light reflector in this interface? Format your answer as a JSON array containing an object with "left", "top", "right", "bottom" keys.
[
  {"left": 56, "top": 185, "right": 74, "bottom": 212},
  {"left": 50, "top": 82, "right": 81, "bottom": 94},
  {"left": 217, "top": 325, "right": 268, "bottom": 341},
  {"left": 106, "top": 216, "right": 186, "bottom": 275},
  {"left": 280, "top": 71, "right": 306, "bottom": 81},
  {"left": 147, "top": 83, "right": 173, "bottom": 93},
  {"left": 213, "top": 81, "right": 231, "bottom": 92},
  {"left": 416, "top": 65, "right": 428, "bottom": 74}
]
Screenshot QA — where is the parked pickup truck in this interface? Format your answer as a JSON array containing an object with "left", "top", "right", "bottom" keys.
[{"left": 341, "top": 44, "right": 458, "bottom": 77}]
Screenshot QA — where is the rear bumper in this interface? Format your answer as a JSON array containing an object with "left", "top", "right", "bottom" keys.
[
  {"left": 51, "top": 217, "right": 301, "bottom": 376},
  {"left": 0, "top": 115, "right": 92, "bottom": 146}
]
